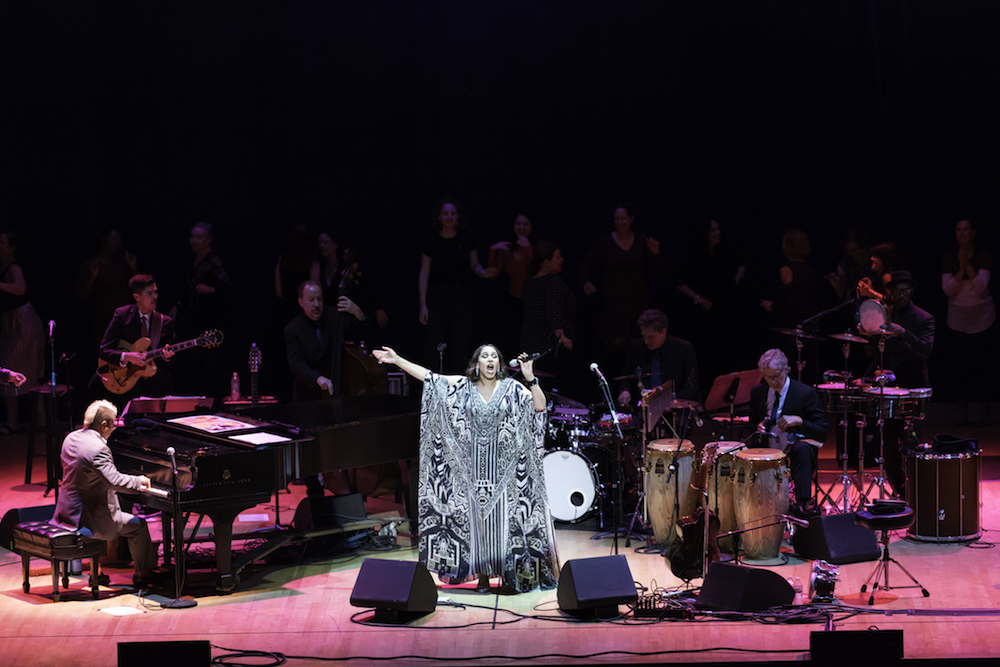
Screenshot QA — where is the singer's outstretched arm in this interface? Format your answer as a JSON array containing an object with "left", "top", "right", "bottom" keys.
[{"left": 372, "top": 347, "right": 464, "bottom": 385}]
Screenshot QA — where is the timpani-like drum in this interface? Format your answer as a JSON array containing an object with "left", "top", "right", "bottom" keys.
[
  {"left": 906, "top": 448, "right": 981, "bottom": 542},
  {"left": 816, "top": 382, "right": 866, "bottom": 414},
  {"left": 706, "top": 441, "right": 743, "bottom": 553},
  {"left": 863, "top": 386, "right": 914, "bottom": 420},
  {"left": 645, "top": 439, "right": 694, "bottom": 549},
  {"left": 732, "top": 448, "right": 790, "bottom": 560}
]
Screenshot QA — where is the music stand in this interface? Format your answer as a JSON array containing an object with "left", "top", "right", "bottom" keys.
[{"left": 704, "top": 369, "right": 761, "bottom": 440}]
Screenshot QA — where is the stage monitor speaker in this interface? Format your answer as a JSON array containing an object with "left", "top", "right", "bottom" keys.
[
  {"left": 0, "top": 505, "right": 55, "bottom": 551},
  {"left": 118, "top": 640, "right": 211, "bottom": 667},
  {"left": 292, "top": 492, "right": 367, "bottom": 532},
  {"left": 810, "top": 629, "right": 903, "bottom": 662},
  {"left": 349, "top": 558, "right": 437, "bottom": 623},
  {"left": 792, "top": 512, "right": 880, "bottom": 565},
  {"left": 695, "top": 561, "right": 795, "bottom": 611},
  {"left": 557, "top": 555, "right": 637, "bottom": 618}
]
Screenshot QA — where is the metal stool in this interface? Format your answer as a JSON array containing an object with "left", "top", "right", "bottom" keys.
[
  {"left": 855, "top": 506, "right": 929, "bottom": 605},
  {"left": 25, "top": 384, "right": 74, "bottom": 492},
  {"left": 12, "top": 520, "right": 104, "bottom": 602}
]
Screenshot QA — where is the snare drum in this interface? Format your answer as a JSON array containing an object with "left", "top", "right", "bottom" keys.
[
  {"left": 644, "top": 439, "right": 694, "bottom": 549},
  {"left": 863, "top": 386, "right": 913, "bottom": 419},
  {"left": 543, "top": 444, "right": 609, "bottom": 523},
  {"left": 732, "top": 448, "right": 790, "bottom": 560},
  {"left": 706, "top": 441, "right": 743, "bottom": 553},
  {"left": 906, "top": 448, "right": 981, "bottom": 542}
]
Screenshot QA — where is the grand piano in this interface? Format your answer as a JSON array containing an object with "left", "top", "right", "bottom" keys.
[{"left": 109, "top": 396, "right": 420, "bottom": 592}]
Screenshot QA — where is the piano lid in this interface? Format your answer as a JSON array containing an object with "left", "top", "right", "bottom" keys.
[{"left": 232, "top": 395, "right": 420, "bottom": 435}]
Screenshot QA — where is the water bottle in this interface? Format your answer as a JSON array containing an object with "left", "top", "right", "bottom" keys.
[{"left": 230, "top": 372, "right": 241, "bottom": 401}]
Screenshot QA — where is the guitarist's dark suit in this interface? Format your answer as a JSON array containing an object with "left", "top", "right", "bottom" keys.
[
  {"left": 98, "top": 304, "right": 175, "bottom": 398},
  {"left": 749, "top": 378, "right": 828, "bottom": 507}
]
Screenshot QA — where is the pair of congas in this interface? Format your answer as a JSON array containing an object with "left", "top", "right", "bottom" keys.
[{"left": 645, "top": 440, "right": 790, "bottom": 559}]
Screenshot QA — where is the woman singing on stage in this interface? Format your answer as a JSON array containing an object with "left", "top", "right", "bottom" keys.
[{"left": 372, "top": 344, "right": 559, "bottom": 593}]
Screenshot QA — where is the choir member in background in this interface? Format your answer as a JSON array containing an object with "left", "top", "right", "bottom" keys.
[{"left": 418, "top": 197, "right": 497, "bottom": 372}]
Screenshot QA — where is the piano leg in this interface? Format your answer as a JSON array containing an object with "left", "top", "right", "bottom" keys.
[{"left": 208, "top": 505, "right": 245, "bottom": 594}]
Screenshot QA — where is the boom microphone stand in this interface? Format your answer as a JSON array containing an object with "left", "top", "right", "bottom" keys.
[{"left": 588, "top": 363, "right": 639, "bottom": 553}]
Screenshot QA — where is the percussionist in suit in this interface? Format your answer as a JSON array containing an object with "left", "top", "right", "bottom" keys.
[
  {"left": 51, "top": 400, "right": 164, "bottom": 588},
  {"left": 617, "top": 309, "right": 700, "bottom": 407},
  {"left": 749, "top": 348, "right": 828, "bottom": 515},
  {"left": 98, "top": 273, "right": 175, "bottom": 398}
]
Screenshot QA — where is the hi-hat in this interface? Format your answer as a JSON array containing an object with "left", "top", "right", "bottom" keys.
[
  {"left": 770, "top": 326, "right": 826, "bottom": 341},
  {"left": 611, "top": 372, "right": 651, "bottom": 381},
  {"left": 829, "top": 332, "right": 868, "bottom": 344},
  {"left": 666, "top": 399, "right": 702, "bottom": 411}
]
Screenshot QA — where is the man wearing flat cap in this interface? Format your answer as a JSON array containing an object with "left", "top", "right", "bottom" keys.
[{"left": 864, "top": 269, "right": 934, "bottom": 497}]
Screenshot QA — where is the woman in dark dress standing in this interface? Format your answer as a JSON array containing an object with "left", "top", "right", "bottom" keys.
[
  {"left": 0, "top": 230, "right": 44, "bottom": 434},
  {"left": 579, "top": 203, "right": 662, "bottom": 373},
  {"left": 418, "top": 197, "right": 497, "bottom": 372},
  {"left": 677, "top": 218, "right": 745, "bottom": 391},
  {"left": 177, "top": 222, "right": 231, "bottom": 398}
]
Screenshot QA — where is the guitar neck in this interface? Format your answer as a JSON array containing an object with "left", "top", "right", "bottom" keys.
[{"left": 146, "top": 337, "right": 203, "bottom": 360}]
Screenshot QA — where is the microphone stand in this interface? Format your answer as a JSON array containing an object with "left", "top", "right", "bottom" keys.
[
  {"left": 44, "top": 322, "right": 60, "bottom": 499},
  {"left": 162, "top": 447, "right": 196, "bottom": 609},
  {"left": 589, "top": 365, "right": 638, "bottom": 553}
]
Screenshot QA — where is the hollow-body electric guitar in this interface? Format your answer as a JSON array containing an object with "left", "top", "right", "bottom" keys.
[{"left": 97, "top": 329, "right": 224, "bottom": 394}]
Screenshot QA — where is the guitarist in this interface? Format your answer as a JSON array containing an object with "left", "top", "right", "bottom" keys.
[{"left": 98, "top": 274, "right": 175, "bottom": 400}]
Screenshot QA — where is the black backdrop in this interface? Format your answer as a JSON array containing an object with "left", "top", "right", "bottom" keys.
[{"left": 2, "top": 1, "right": 998, "bottom": 405}]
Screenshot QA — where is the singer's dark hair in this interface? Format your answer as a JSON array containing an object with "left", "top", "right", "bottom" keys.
[{"left": 465, "top": 344, "right": 508, "bottom": 382}]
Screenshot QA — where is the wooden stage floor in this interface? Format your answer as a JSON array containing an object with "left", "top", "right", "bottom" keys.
[{"left": 1, "top": 402, "right": 998, "bottom": 666}]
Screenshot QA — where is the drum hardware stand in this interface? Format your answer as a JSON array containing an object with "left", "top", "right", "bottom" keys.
[
  {"left": 864, "top": 337, "right": 893, "bottom": 501},
  {"left": 822, "top": 340, "right": 869, "bottom": 513},
  {"left": 794, "top": 336, "right": 806, "bottom": 383}
]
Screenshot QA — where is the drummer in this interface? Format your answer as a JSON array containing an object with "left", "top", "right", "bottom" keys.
[
  {"left": 616, "top": 309, "right": 700, "bottom": 408},
  {"left": 750, "top": 348, "right": 828, "bottom": 516},
  {"left": 863, "top": 270, "right": 935, "bottom": 498},
  {"left": 863, "top": 270, "right": 935, "bottom": 389}
]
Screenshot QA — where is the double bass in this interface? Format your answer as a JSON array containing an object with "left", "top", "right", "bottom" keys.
[{"left": 330, "top": 249, "right": 387, "bottom": 397}]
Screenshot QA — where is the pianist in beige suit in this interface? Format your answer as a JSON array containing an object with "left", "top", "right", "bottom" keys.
[{"left": 51, "top": 399, "right": 162, "bottom": 588}]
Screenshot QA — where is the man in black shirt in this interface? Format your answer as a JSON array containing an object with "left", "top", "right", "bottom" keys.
[{"left": 617, "top": 309, "right": 700, "bottom": 407}]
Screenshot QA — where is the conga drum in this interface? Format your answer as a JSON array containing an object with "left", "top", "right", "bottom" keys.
[
  {"left": 706, "top": 441, "right": 743, "bottom": 553},
  {"left": 732, "top": 448, "right": 790, "bottom": 560},
  {"left": 645, "top": 439, "right": 693, "bottom": 549}
]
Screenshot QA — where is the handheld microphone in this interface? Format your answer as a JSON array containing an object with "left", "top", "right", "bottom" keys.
[
  {"left": 166, "top": 446, "right": 177, "bottom": 473},
  {"left": 509, "top": 352, "right": 545, "bottom": 369},
  {"left": 48, "top": 320, "right": 55, "bottom": 338},
  {"left": 436, "top": 342, "right": 447, "bottom": 352}
]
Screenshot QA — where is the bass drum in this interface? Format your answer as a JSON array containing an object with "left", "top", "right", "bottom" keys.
[{"left": 543, "top": 445, "right": 608, "bottom": 523}]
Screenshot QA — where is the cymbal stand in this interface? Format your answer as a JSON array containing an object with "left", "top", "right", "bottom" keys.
[
  {"left": 625, "top": 392, "right": 653, "bottom": 546},
  {"left": 865, "top": 337, "right": 891, "bottom": 500},
  {"left": 590, "top": 371, "right": 641, "bottom": 551},
  {"left": 794, "top": 335, "right": 805, "bottom": 383},
  {"left": 824, "top": 341, "right": 867, "bottom": 513}
]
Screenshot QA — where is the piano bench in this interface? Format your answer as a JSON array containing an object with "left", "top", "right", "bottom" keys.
[{"left": 12, "top": 521, "right": 104, "bottom": 602}]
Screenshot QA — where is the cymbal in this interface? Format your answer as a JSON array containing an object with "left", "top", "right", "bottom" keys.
[
  {"left": 545, "top": 392, "right": 586, "bottom": 409},
  {"left": 611, "top": 372, "right": 651, "bottom": 381},
  {"left": 829, "top": 332, "right": 868, "bottom": 344},
  {"left": 770, "top": 326, "right": 826, "bottom": 341},
  {"left": 667, "top": 399, "right": 702, "bottom": 411}
]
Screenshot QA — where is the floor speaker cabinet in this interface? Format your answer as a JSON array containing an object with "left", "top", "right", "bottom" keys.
[
  {"left": 557, "top": 555, "right": 637, "bottom": 619},
  {"left": 695, "top": 562, "right": 794, "bottom": 611},
  {"left": 791, "top": 512, "right": 880, "bottom": 564},
  {"left": 118, "top": 640, "right": 211, "bottom": 667},
  {"left": 810, "top": 629, "right": 903, "bottom": 662},
  {"left": 349, "top": 558, "right": 437, "bottom": 623},
  {"left": 292, "top": 492, "right": 367, "bottom": 531},
  {"left": 0, "top": 505, "right": 55, "bottom": 551}
]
